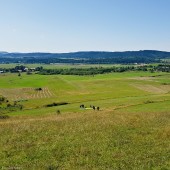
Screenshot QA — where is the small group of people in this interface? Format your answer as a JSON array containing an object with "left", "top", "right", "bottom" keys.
[{"left": 80, "top": 104, "right": 100, "bottom": 111}]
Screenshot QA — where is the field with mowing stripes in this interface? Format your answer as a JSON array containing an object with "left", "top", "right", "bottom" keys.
[{"left": 0, "top": 69, "right": 170, "bottom": 169}]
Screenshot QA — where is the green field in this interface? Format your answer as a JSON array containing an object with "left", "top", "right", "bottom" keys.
[{"left": 0, "top": 70, "right": 170, "bottom": 169}]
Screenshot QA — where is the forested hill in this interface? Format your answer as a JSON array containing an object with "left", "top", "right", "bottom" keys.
[{"left": 0, "top": 50, "right": 170, "bottom": 64}]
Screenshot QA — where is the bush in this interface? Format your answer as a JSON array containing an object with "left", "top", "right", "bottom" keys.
[
  {"left": 0, "top": 115, "right": 9, "bottom": 119},
  {"left": 45, "top": 102, "right": 68, "bottom": 107},
  {"left": 35, "top": 87, "right": 42, "bottom": 91},
  {"left": 0, "top": 96, "right": 5, "bottom": 102},
  {"left": 144, "top": 100, "right": 154, "bottom": 104},
  {"left": 56, "top": 110, "right": 61, "bottom": 115}
]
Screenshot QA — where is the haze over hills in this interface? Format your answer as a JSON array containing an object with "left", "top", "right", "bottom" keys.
[{"left": 0, "top": 50, "right": 170, "bottom": 64}]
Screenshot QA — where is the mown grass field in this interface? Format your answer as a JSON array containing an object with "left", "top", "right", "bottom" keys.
[{"left": 0, "top": 69, "right": 170, "bottom": 169}]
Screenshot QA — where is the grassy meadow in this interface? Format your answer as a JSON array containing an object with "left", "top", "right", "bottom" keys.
[{"left": 0, "top": 67, "right": 170, "bottom": 169}]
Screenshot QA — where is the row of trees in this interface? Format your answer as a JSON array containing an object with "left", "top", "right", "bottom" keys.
[
  {"left": 38, "top": 64, "right": 170, "bottom": 76},
  {"left": 0, "top": 64, "right": 169, "bottom": 76}
]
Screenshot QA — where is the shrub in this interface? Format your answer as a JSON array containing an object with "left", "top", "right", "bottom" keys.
[
  {"left": 56, "top": 110, "right": 61, "bottom": 115},
  {"left": 35, "top": 87, "right": 42, "bottom": 91},
  {"left": 0, "top": 115, "right": 9, "bottom": 119},
  {"left": 45, "top": 102, "right": 68, "bottom": 107},
  {"left": 144, "top": 100, "right": 154, "bottom": 104},
  {"left": 0, "top": 96, "right": 5, "bottom": 102}
]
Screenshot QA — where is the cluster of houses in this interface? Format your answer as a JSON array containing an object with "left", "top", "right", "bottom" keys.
[
  {"left": 18, "top": 67, "right": 36, "bottom": 73},
  {"left": 0, "top": 65, "right": 37, "bottom": 74}
]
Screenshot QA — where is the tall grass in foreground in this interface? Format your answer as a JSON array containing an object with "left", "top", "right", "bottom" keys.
[{"left": 0, "top": 110, "right": 169, "bottom": 169}]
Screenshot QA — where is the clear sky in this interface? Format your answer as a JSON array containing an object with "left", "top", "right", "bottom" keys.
[{"left": 0, "top": 0, "right": 170, "bottom": 52}]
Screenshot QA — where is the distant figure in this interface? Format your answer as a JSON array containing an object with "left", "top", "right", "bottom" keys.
[
  {"left": 97, "top": 107, "right": 100, "bottom": 111},
  {"left": 56, "top": 110, "right": 60, "bottom": 114},
  {"left": 93, "top": 106, "right": 95, "bottom": 110},
  {"left": 80, "top": 104, "right": 85, "bottom": 109}
]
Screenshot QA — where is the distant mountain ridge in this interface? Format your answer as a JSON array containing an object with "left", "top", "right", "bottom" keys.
[
  {"left": 0, "top": 50, "right": 170, "bottom": 64},
  {"left": 0, "top": 50, "right": 170, "bottom": 58}
]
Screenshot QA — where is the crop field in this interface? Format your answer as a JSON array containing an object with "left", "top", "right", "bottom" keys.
[
  {"left": 0, "top": 69, "right": 170, "bottom": 169},
  {"left": 0, "top": 87, "right": 53, "bottom": 101}
]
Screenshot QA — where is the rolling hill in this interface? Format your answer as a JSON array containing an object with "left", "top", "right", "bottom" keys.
[{"left": 0, "top": 50, "right": 170, "bottom": 64}]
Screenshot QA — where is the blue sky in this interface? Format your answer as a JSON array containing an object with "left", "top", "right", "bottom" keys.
[{"left": 0, "top": 0, "right": 170, "bottom": 52}]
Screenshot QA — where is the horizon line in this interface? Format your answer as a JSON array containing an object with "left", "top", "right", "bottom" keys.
[{"left": 1, "top": 49, "right": 170, "bottom": 54}]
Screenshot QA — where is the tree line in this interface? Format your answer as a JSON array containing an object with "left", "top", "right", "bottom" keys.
[
  {"left": 0, "top": 64, "right": 169, "bottom": 75},
  {"left": 38, "top": 64, "right": 170, "bottom": 75}
]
